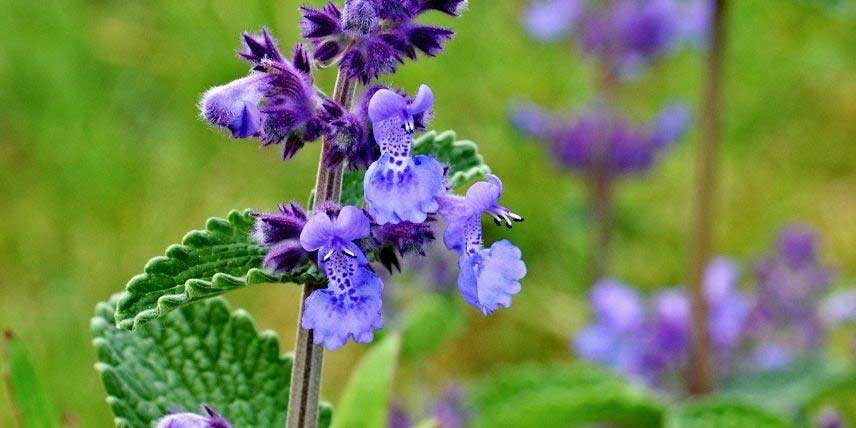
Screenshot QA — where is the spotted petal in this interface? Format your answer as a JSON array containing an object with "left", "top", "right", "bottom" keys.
[{"left": 364, "top": 154, "right": 446, "bottom": 224}]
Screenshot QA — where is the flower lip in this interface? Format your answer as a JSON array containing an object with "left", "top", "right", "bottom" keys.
[{"left": 368, "top": 84, "right": 434, "bottom": 132}]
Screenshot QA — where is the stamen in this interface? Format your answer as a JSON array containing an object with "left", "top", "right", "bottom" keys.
[
  {"left": 493, "top": 215, "right": 503, "bottom": 226},
  {"left": 509, "top": 213, "right": 524, "bottom": 222},
  {"left": 342, "top": 247, "right": 356, "bottom": 258},
  {"left": 322, "top": 248, "right": 335, "bottom": 262}
]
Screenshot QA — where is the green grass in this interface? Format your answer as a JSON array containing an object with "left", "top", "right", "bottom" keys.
[{"left": 0, "top": 0, "right": 854, "bottom": 426}]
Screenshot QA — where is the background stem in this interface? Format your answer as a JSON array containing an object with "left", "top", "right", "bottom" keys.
[
  {"left": 588, "top": 173, "right": 613, "bottom": 283},
  {"left": 286, "top": 70, "right": 356, "bottom": 428},
  {"left": 687, "top": 0, "right": 728, "bottom": 396}
]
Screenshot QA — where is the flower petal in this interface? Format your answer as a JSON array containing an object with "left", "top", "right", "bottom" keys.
[
  {"left": 406, "top": 84, "right": 434, "bottom": 116},
  {"left": 364, "top": 154, "right": 446, "bottom": 224},
  {"left": 368, "top": 88, "right": 407, "bottom": 123},
  {"left": 457, "top": 240, "right": 526, "bottom": 315},
  {"left": 463, "top": 174, "right": 503, "bottom": 213},
  {"left": 300, "top": 212, "right": 335, "bottom": 251},
  {"left": 334, "top": 205, "right": 371, "bottom": 241},
  {"left": 200, "top": 73, "right": 268, "bottom": 138}
]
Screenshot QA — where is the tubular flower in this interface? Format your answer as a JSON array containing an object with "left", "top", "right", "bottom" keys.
[
  {"left": 299, "top": 206, "right": 384, "bottom": 350},
  {"left": 439, "top": 174, "right": 526, "bottom": 314},
  {"left": 156, "top": 405, "right": 231, "bottom": 428},
  {"left": 300, "top": 0, "right": 466, "bottom": 83},
  {"left": 200, "top": 29, "right": 325, "bottom": 159},
  {"left": 364, "top": 85, "right": 446, "bottom": 225}
]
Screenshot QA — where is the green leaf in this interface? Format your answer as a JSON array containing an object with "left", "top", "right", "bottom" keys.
[
  {"left": 720, "top": 358, "right": 851, "bottom": 418},
  {"left": 2, "top": 330, "right": 59, "bottom": 428},
  {"left": 472, "top": 363, "right": 664, "bottom": 428},
  {"left": 332, "top": 334, "right": 402, "bottom": 428},
  {"left": 341, "top": 130, "right": 491, "bottom": 206},
  {"left": 400, "top": 295, "right": 463, "bottom": 364},
  {"left": 115, "top": 209, "right": 323, "bottom": 330},
  {"left": 667, "top": 400, "right": 791, "bottom": 428},
  {"left": 92, "top": 296, "right": 308, "bottom": 428}
]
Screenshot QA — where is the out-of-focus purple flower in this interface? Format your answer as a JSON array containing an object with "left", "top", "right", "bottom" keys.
[
  {"left": 387, "top": 400, "right": 413, "bottom": 428},
  {"left": 200, "top": 30, "right": 326, "bottom": 160},
  {"left": 301, "top": 0, "right": 465, "bottom": 83},
  {"left": 299, "top": 206, "right": 384, "bottom": 350},
  {"left": 512, "top": 102, "right": 687, "bottom": 178},
  {"left": 749, "top": 225, "right": 835, "bottom": 370},
  {"left": 522, "top": 0, "right": 583, "bottom": 42},
  {"left": 439, "top": 175, "right": 526, "bottom": 315},
  {"left": 508, "top": 101, "right": 559, "bottom": 142},
  {"left": 157, "top": 405, "right": 231, "bottom": 428},
  {"left": 364, "top": 85, "right": 446, "bottom": 225},
  {"left": 431, "top": 385, "right": 472, "bottom": 428},
  {"left": 820, "top": 288, "right": 856, "bottom": 327},
  {"left": 815, "top": 407, "right": 844, "bottom": 428},
  {"left": 650, "top": 102, "right": 692, "bottom": 149},
  {"left": 576, "top": 259, "right": 750, "bottom": 385},
  {"left": 522, "top": 0, "right": 708, "bottom": 79},
  {"left": 253, "top": 202, "right": 311, "bottom": 274},
  {"left": 574, "top": 279, "right": 652, "bottom": 380}
]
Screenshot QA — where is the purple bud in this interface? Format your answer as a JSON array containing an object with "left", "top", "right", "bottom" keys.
[
  {"left": 343, "top": 0, "right": 379, "bottom": 37},
  {"left": 816, "top": 407, "right": 843, "bottom": 428},
  {"left": 778, "top": 225, "right": 818, "bottom": 268},
  {"left": 253, "top": 202, "right": 311, "bottom": 274},
  {"left": 300, "top": 3, "right": 343, "bottom": 39}
]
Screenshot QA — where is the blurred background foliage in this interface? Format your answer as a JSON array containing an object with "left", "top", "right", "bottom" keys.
[{"left": 0, "top": 0, "right": 853, "bottom": 426}]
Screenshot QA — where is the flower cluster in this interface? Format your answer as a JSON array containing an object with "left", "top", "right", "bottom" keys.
[
  {"left": 253, "top": 86, "right": 526, "bottom": 350},
  {"left": 574, "top": 225, "right": 854, "bottom": 388},
  {"left": 574, "top": 258, "right": 748, "bottom": 385},
  {"left": 200, "top": 13, "right": 455, "bottom": 167},
  {"left": 301, "top": 0, "right": 467, "bottom": 83},
  {"left": 156, "top": 405, "right": 231, "bottom": 428},
  {"left": 523, "top": 0, "right": 711, "bottom": 78},
  {"left": 510, "top": 101, "right": 690, "bottom": 178}
]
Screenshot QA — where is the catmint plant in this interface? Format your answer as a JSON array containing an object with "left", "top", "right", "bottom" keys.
[
  {"left": 95, "top": 1, "right": 527, "bottom": 427},
  {"left": 512, "top": 0, "right": 706, "bottom": 279}
]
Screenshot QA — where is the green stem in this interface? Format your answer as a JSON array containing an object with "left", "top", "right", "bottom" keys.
[
  {"left": 687, "top": 0, "right": 728, "bottom": 396},
  {"left": 286, "top": 69, "right": 356, "bottom": 428}
]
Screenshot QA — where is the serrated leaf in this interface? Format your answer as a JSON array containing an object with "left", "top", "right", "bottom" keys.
[
  {"left": 720, "top": 358, "right": 851, "bottom": 418},
  {"left": 667, "top": 400, "right": 791, "bottom": 428},
  {"left": 92, "top": 297, "right": 310, "bottom": 428},
  {"left": 115, "top": 209, "right": 323, "bottom": 330},
  {"left": 400, "top": 295, "right": 463, "bottom": 364},
  {"left": 472, "top": 363, "right": 664, "bottom": 428},
  {"left": 2, "top": 330, "right": 59, "bottom": 428},
  {"left": 332, "top": 334, "right": 402, "bottom": 428},
  {"left": 341, "top": 130, "right": 491, "bottom": 206}
]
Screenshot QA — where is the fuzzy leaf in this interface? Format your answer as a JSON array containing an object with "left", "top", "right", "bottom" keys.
[
  {"left": 2, "top": 330, "right": 59, "bottom": 428},
  {"left": 332, "top": 334, "right": 402, "bottom": 428},
  {"left": 472, "top": 363, "right": 664, "bottom": 428},
  {"left": 341, "top": 130, "right": 491, "bottom": 206},
  {"left": 92, "top": 297, "right": 318, "bottom": 428},
  {"left": 115, "top": 210, "right": 323, "bottom": 330},
  {"left": 667, "top": 400, "right": 791, "bottom": 428}
]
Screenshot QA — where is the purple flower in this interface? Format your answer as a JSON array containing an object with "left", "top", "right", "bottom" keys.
[
  {"left": 364, "top": 85, "right": 446, "bottom": 225},
  {"left": 301, "top": 0, "right": 465, "bottom": 83},
  {"left": 253, "top": 202, "right": 311, "bottom": 274},
  {"left": 387, "top": 400, "right": 413, "bottom": 428},
  {"left": 574, "top": 279, "right": 651, "bottom": 380},
  {"left": 299, "top": 206, "right": 384, "bottom": 350},
  {"left": 431, "top": 385, "right": 472, "bottom": 428},
  {"left": 820, "top": 288, "right": 856, "bottom": 327},
  {"left": 200, "top": 30, "right": 325, "bottom": 160},
  {"left": 816, "top": 407, "right": 844, "bottom": 428},
  {"left": 749, "top": 225, "right": 835, "bottom": 369},
  {"left": 439, "top": 175, "right": 526, "bottom": 314},
  {"left": 512, "top": 102, "right": 687, "bottom": 178},
  {"left": 157, "top": 405, "right": 231, "bottom": 428},
  {"left": 522, "top": 0, "right": 583, "bottom": 42}
]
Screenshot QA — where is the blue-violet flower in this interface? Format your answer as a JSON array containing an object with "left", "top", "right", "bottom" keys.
[
  {"left": 156, "top": 405, "right": 231, "bottom": 428},
  {"left": 364, "top": 85, "right": 446, "bottom": 225},
  {"left": 439, "top": 174, "right": 526, "bottom": 314},
  {"left": 299, "top": 206, "right": 384, "bottom": 350}
]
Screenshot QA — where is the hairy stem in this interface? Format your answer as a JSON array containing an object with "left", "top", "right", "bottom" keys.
[
  {"left": 687, "top": 0, "right": 728, "bottom": 396},
  {"left": 287, "top": 70, "right": 356, "bottom": 428}
]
